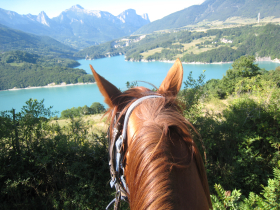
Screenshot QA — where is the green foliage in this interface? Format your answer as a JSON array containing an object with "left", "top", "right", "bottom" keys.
[
  {"left": 211, "top": 162, "right": 280, "bottom": 209},
  {"left": 0, "top": 99, "right": 113, "bottom": 209},
  {"left": 60, "top": 103, "right": 106, "bottom": 119},
  {"left": 146, "top": 48, "right": 182, "bottom": 61},
  {"left": 90, "top": 102, "right": 106, "bottom": 115},
  {"left": 179, "top": 57, "right": 280, "bottom": 200},
  {"left": 256, "top": 165, "right": 280, "bottom": 209},
  {"left": 202, "top": 96, "right": 279, "bottom": 195},
  {"left": 182, "top": 46, "right": 240, "bottom": 63},
  {"left": 74, "top": 41, "right": 125, "bottom": 59},
  {"left": 204, "top": 55, "right": 263, "bottom": 98},
  {"left": 229, "top": 55, "right": 261, "bottom": 78},
  {"left": 126, "top": 81, "right": 138, "bottom": 89},
  {"left": 21, "top": 98, "right": 55, "bottom": 119},
  {"left": 2, "top": 51, "right": 39, "bottom": 64},
  {"left": 182, "top": 70, "right": 206, "bottom": 108},
  {"left": 60, "top": 107, "right": 82, "bottom": 119},
  {"left": 0, "top": 51, "right": 80, "bottom": 68},
  {"left": 211, "top": 184, "right": 242, "bottom": 210}
]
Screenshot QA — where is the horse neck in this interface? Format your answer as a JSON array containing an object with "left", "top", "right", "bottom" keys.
[{"left": 169, "top": 134, "right": 211, "bottom": 210}]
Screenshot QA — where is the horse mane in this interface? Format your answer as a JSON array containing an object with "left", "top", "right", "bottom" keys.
[{"left": 106, "top": 87, "right": 212, "bottom": 210}]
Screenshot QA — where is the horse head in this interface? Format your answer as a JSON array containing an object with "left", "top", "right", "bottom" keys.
[{"left": 90, "top": 59, "right": 212, "bottom": 210}]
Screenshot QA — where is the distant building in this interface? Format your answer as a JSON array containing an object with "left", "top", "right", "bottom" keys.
[{"left": 221, "top": 38, "right": 233, "bottom": 43}]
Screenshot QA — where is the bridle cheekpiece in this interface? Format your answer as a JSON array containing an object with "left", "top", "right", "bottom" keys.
[{"left": 106, "top": 95, "right": 163, "bottom": 210}]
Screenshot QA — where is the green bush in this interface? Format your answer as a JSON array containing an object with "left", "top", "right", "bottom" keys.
[
  {"left": 0, "top": 99, "right": 113, "bottom": 209},
  {"left": 180, "top": 61, "right": 280, "bottom": 196},
  {"left": 60, "top": 102, "right": 106, "bottom": 119},
  {"left": 211, "top": 161, "right": 280, "bottom": 209}
]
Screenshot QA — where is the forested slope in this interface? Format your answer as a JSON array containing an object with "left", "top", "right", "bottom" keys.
[
  {"left": 0, "top": 51, "right": 94, "bottom": 90},
  {"left": 75, "top": 24, "right": 280, "bottom": 63},
  {"left": 181, "top": 24, "right": 280, "bottom": 63},
  {"left": 0, "top": 24, "right": 77, "bottom": 57}
]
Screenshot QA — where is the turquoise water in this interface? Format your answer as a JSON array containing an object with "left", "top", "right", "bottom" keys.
[{"left": 0, "top": 56, "right": 279, "bottom": 115}]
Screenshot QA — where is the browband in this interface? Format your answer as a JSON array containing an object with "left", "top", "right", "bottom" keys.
[{"left": 122, "top": 95, "right": 163, "bottom": 140}]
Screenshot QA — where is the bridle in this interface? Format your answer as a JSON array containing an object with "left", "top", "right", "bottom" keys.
[{"left": 106, "top": 95, "right": 163, "bottom": 210}]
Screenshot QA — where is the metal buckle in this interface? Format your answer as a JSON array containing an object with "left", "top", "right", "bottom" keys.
[
  {"left": 116, "top": 135, "right": 123, "bottom": 153},
  {"left": 110, "top": 177, "right": 117, "bottom": 188}
]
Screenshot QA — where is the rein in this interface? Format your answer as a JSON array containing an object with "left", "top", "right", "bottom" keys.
[{"left": 106, "top": 95, "right": 163, "bottom": 210}]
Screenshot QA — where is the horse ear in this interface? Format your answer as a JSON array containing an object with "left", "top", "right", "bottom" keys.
[
  {"left": 90, "top": 64, "right": 121, "bottom": 108},
  {"left": 158, "top": 58, "right": 183, "bottom": 96}
]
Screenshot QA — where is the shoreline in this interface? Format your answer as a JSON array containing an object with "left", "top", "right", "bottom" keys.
[
  {"left": 255, "top": 56, "right": 280, "bottom": 63},
  {"left": 125, "top": 56, "right": 280, "bottom": 64},
  {"left": 126, "top": 58, "right": 233, "bottom": 64},
  {"left": 3, "top": 82, "right": 96, "bottom": 92},
  {"left": 140, "top": 59, "right": 233, "bottom": 64}
]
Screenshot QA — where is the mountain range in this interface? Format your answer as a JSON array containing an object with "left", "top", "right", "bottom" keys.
[
  {"left": 135, "top": 0, "right": 280, "bottom": 34},
  {"left": 0, "top": 23, "right": 77, "bottom": 58},
  {"left": 0, "top": 5, "right": 150, "bottom": 49},
  {"left": 1, "top": 0, "right": 280, "bottom": 53}
]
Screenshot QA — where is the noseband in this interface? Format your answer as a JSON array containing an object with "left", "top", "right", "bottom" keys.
[{"left": 106, "top": 95, "right": 163, "bottom": 210}]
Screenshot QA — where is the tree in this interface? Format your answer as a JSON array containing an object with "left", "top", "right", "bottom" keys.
[
  {"left": 19, "top": 99, "right": 55, "bottom": 147},
  {"left": 230, "top": 55, "right": 261, "bottom": 78},
  {"left": 90, "top": 102, "right": 106, "bottom": 114},
  {"left": 126, "top": 81, "right": 138, "bottom": 89},
  {"left": 21, "top": 99, "right": 54, "bottom": 119},
  {"left": 81, "top": 105, "right": 90, "bottom": 115},
  {"left": 182, "top": 70, "right": 206, "bottom": 109},
  {"left": 218, "top": 55, "right": 262, "bottom": 97}
]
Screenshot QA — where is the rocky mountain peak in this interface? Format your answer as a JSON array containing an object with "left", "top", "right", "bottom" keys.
[
  {"left": 37, "top": 11, "right": 50, "bottom": 26},
  {"left": 71, "top": 5, "right": 84, "bottom": 10},
  {"left": 117, "top": 9, "right": 150, "bottom": 25},
  {"left": 141, "top": 13, "right": 150, "bottom": 21}
]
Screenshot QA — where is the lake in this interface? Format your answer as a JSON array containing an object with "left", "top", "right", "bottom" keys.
[{"left": 0, "top": 56, "right": 279, "bottom": 115}]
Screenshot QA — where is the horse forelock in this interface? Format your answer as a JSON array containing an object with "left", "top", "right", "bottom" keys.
[{"left": 106, "top": 87, "right": 212, "bottom": 209}]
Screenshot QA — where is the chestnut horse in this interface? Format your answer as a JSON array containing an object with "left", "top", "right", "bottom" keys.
[{"left": 90, "top": 59, "right": 212, "bottom": 210}]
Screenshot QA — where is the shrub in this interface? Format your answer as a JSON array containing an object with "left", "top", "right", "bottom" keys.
[
  {"left": 211, "top": 162, "right": 280, "bottom": 210},
  {"left": 0, "top": 100, "right": 113, "bottom": 209}
]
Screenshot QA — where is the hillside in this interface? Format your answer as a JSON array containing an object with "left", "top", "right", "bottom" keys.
[
  {"left": 0, "top": 24, "right": 77, "bottom": 58},
  {"left": 0, "top": 51, "right": 94, "bottom": 90},
  {"left": 75, "top": 24, "right": 280, "bottom": 63},
  {"left": 135, "top": 0, "right": 280, "bottom": 34},
  {"left": 0, "top": 5, "right": 150, "bottom": 49}
]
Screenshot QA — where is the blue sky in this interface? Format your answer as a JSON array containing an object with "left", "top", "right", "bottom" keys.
[{"left": 1, "top": 0, "right": 205, "bottom": 21}]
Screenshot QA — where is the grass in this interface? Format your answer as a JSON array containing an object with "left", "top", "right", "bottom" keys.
[
  {"left": 140, "top": 47, "right": 164, "bottom": 59},
  {"left": 177, "top": 36, "right": 219, "bottom": 57},
  {"left": 51, "top": 114, "right": 108, "bottom": 135},
  {"left": 224, "top": 16, "right": 280, "bottom": 25},
  {"left": 203, "top": 96, "right": 228, "bottom": 116},
  {"left": 140, "top": 36, "right": 217, "bottom": 59},
  {"left": 8, "top": 63, "right": 25, "bottom": 67}
]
